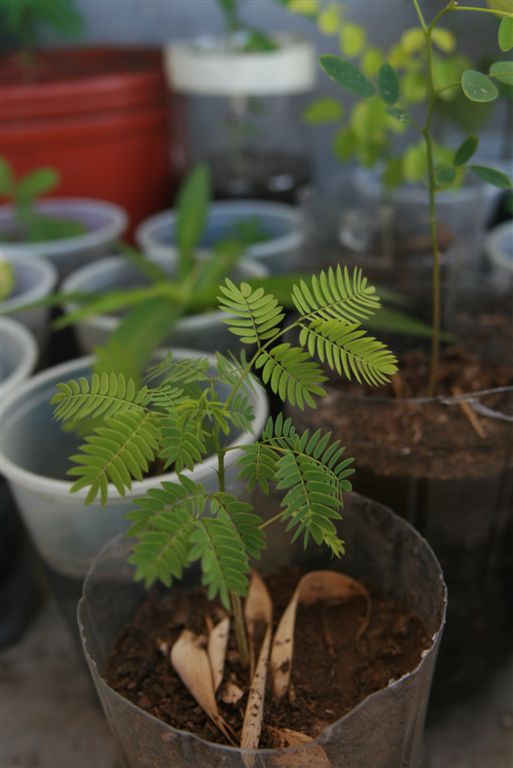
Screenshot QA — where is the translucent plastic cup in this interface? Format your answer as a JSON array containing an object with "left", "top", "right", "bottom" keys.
[
  {"left": 62, "top": 254, "right": 267, "bottom": 355},
  {"left": 0, "top": 317, "right": 38, "bottom": 397},
  {"left": 0, "top": 199, "right": 127, "bottom": 279},
  {"left": 79, "top": 493, "right": 446, "bottom": 768},
  {"left": 1, "top": 253, "right": 57, "bottom": 348},
  {"left": 136, "top": 200, "right": 305, "bottom": 275}
]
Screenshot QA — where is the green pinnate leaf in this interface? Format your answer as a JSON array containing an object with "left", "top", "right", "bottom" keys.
[
  {"left": 298, "top": 319, "right": 398, "bottom": 386},
  {"left": 189, "top": 517, "right": 251, "bottom": 609},
  {"left": 211, "top": 493, "right": 265, "bottom": 560},
  {"left": 255, "top": 343, "right": 327, "bottom": 410},
  {"left": 51, "top": 372, "right": 150, "bottom": 423},
  {"left": 68, "top": 411, "right": 160, "bottom": 505},
  {"left": 160, "top": 412, "right": 207, "bottom": 472},
  {"left": 303, "top": 97, "right": 343, "bottom": 124},
  {"left": 218, "top": 279, "right": 285, "bottom": 346},
  {"left": 454, "top": 136, "right": 479, "bottom": 166},
  {"left": 291, "top": 266, "right": 381, "bottom": 325},
  {"left": 377, "top": 63, "right": 400, "bottom": 105},
  {"left": 468, "top": 165, "right": 512, "bottom": 189},
  {"left": 461, "top": 70, "right": 499, "bottom": 102},
  {"left": 319, "top": 55, "right": 375, "bottom": 98},
  {"left": 498, "top": 16, "right": 513, "bottom": 51}
]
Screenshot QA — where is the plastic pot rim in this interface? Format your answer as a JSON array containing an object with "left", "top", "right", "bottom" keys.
[
  {"left": 165, "top": 34, "right": 316, "bottom": 96},
  {"left": 0, "top": 198, "right": 128, "bottom": 257},
  {"left": 61, "top": 253, "right": 268, "bottom": 335},
  {"left": 0, "top": 316, "right": 38, "bottom": 395},
  {"left": 135, "top": 200, "right": 303, "bottom": 264},
  {"left": 353, "top": 166, "right": 494, "bottom": 206},
  {"left": 0, "top": 252, "right": 58, "bottom": 312},
  {"left": 0, "top": 351, "right": 269, "bottom": 502},
  {"left": 485, "top": 221, "right": 513, "bottom": 274},
  {"left": 78, "top": 501, "right": 447, "bottom": 758}
]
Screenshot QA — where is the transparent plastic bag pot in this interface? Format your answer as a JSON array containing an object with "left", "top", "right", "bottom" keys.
[
  {"left": 289, "top": 385, "right": 513, "bottom": 705},
  {"left": 79, "top": 494, "right": 446, "bottom": 768}
]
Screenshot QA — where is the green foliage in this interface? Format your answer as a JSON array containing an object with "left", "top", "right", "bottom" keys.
[
  {"left": 54, "top": 269, "right": 396, "bottom": 609},
  {"left": 0, "top": 0, "right": 83, "bottom": 50},
  {"left": 0, "top": 260, "right": 15, "bottom": 301},
  {"left": 498, "top": 16, "right": 513, "bottom": 50},
  {"left": 461, "top": 69, "right": 499, "bottom": 102},
  {"left": 176, "top": 164, "right": 210, "bottom": 280},
  {"left": 320, "top": 55, "right": 375, "bottom": 97},
  {"left": 0, "top": 157, "right": 85, "bottom": 243}
]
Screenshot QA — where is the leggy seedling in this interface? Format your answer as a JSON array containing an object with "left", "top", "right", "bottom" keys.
[
  {"left": 52, "top": 266, "right": 397, "bottom": 665},
  {"left": 0, "top": 157, "right": 85, "bottom": 243},
  {"left": 318, "top": 1, "right": 513, "bottom": 395}
]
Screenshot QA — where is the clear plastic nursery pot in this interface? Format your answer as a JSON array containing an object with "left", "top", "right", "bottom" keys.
[
  {"left": 0, "top": 199, "right": 127, "bottom": 279},
  {"left": 289, "top": 381, "right": 513, "bottom": 703},
  {"left": 79, "top": 493, "right": 446, "bottom": 768},
  {"left": 1, "top": 253, "right": 57, "bottom": 348},
  {"left": 136, "top": 200, "right": 305, "bottom": 274},
  {"left": 0, "top": 352, "right": 268, "bottom": 628},
  {"left": 0, "top": 316, "right": 38, "bottom": 398},
  {"left": 61, "top": 254, "right": 267, "bottom": 355},
  {"left": 485, "top": 220, "right": 513, "bottom": 277},
  {"left": 349, "top": 167, "right": 492, "bottom": 271},
  {"left": 0, "top": 318, "right": 41, "bottom": 648},
  {"left": 165, "top": 36, "right": 315, "bottom": 204}
]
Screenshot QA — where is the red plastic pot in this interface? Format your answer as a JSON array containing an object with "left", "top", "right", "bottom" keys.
[{"left": 0, "top": 47, "right": 182, "bottom": 236}]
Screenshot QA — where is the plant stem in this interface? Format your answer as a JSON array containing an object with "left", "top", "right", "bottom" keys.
[
  {"left": 412, "top": 0, "right": 444, "bottom": 396},
  {"left": 215, "top": 429, "right": 250, "bottom": 665}
]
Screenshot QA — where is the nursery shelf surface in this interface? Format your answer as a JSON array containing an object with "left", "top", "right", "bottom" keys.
[{"left": 1, "top": 598, "right": 512, "bottom": 768}]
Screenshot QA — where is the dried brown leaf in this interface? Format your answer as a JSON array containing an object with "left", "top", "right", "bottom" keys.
[
  {"left": 221, "top": 678, "right": 245, "bottom": 705},
  {"left": 170, "top": 629, "right": 236, "bottom": 745},
  {"left": 265, "top": 726, "right": 331, "bottom": 766},
  {"left": 241, "top": 571, "right": 273, "bottom": 752},
  {"left": 208, "top": 617, "right": 230, "bottom": 692},
  {"left": 271, "top": 570, "right": 371, "bottom": 700}
]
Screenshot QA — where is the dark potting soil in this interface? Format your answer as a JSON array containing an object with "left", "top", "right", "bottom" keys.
[
  {"left": 104, "top": 568, "right": 429, "bottom": 747},
  {"left": 300, "top": 345, "right": 513, "bottom": 483},
  {"left": 292, "top": 346, "right": 513, "bottom": 701}
]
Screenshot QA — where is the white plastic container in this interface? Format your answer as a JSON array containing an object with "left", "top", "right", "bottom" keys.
[
  {"left": 136, "top": 200, "right": 304, "bottom": 274},
  {"left": 165, "top": 36, "right": 315, "bottom": 204},
  {"left": 1, "top": 253, "right": 57, "bottom": 347},
  {"left": 0, "top": 317, "right": 38, "bottom": 399},
  {"left": 485, "top": 220, "right": 513, "bottom": 275},
  {"left": 0, "top": 352, "right": 269, "bottom": 580},
  {"left": 61, "top": 254, "right": 267, "bottom": 354},
  {"left": 0, "top": 199, "right": 128, "bottom": 279}
]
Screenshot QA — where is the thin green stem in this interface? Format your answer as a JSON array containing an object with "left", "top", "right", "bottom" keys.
[
  {"left": 450, "top": 5, "right": 513, "bottom": 18},
  {"left": 213, "top": 421, "right": 249, "bottom": 665},
  {"left": 411, "top": 0, "right": 445, "bottom": 396},
  {"left": 259, "top": 511, "right": 284, "bottom": 530}
]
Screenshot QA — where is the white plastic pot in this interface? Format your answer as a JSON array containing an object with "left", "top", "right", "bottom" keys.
[
  {"left": 0, "top": 352, "right": 269, "bottom": 580},
  {"left": 0, "top": 317, "right": 38, "bottom": 399},
  {"left": 485, "top": 220, "right": 513, "bottom": 275},
  {"left": 0, "top": 199, "right": 128, "bottom": 279},
  {"left": 136, "top": 200, "right": 304, "bottom": 274},
  {"left": 1, "top": 253, "right": 57, "bottom": 347},
  {"left": 166, "top": 35, "right": 316, "bottom": 97},
  {"left": 61, "top": 254, "right": 267, "bottom": 355}
]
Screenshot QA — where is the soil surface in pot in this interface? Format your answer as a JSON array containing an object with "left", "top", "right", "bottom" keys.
[
  {"left": 104, "top": 567, "right": 429, "bottom": 747},
  {"left": 311, "top": 345, "right": 513, "bottom": 482}
]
